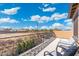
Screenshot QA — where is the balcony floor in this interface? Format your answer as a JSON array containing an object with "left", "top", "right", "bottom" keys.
[{"left": 36, "top": 38, "right": 74, "bottom": 56}]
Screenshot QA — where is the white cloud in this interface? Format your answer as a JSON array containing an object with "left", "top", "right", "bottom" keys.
[
  {"left": 42, "top": 7, "right": 56, "bottom": 12},
  {"left": 40, "top": 22, "right": 72, "bottom": 30},
  {"left": 64, "top": 17, "right": 79, "bottom": 31},
  {"left": 49, "top": 23, "right": 72, "bottom": 31},
  {"left": 1, "top": 7, "right": 20, "bottom": 15},
  {"left": 66, "top": 22, "right": 72, "bottom": 27},
  {"left": 42, "top": 3, "right": 49, "bottom": 7},
  {"left": 40, "top": 26, "right": 49, "bottom": 29},
  {"left": 31, "top": 15, "right": 40, "bottom": 21},
  {"left": 27, "top": 26, "right": 33, "bottom": 29},
  {"left": 24, "top": 26, "right": 37, "bottom": 30},
  {"left": 23, "top": 22, "right": 72, "bottom": 31},
  {"left": 31, "top": 13, "right": 68, "bottom": 23},
  {"left": 40, "top": 16, "right": 50, "bottom": 21},
  {"left": 0, "top": 18, "right": 19, "bottom": 23},
  {"left": 64, "top": 21, "right": 72, "bottom": 31},
  {"left": 64, "top": 19, "right": 72, "bottom": 28},
  {"left": 39, "top": 3, "right": 56, "bottom": 12},
  {"left": 40, "top": 23, "right": 64, "bottom": 30},
  {"left": 52, "top": 23, "right": 64, "bottom": 27},
  {"left": 31, "top": 15, "right": 50, "bottom": 23},
  {"left": 24, "top": 26, "right": 33, "bottom": 29},
  {"left": 51, "top": 13, "right": 68, "bottom": 20},
  {"left": 52, "top": 23, "right": 64, "bottom": 30},
  {"left": 0, "top": 26, "right": 11, "bottom": 29},
  {"left": 64, "top": 19, "right": 72, "bottom": 22},
  {"left": 64, "top": 26, "right": 72, "bottom": 31}
]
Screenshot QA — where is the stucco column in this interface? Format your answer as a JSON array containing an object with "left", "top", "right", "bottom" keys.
[
  {"left": 72, "top": 8, "right": 78, "bottom": 42},
  {"left": 73, "top": 18, "right": 78, "bottom": 41}
]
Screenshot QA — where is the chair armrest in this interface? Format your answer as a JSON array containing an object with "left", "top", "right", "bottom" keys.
[
  {"left": 59, "top": 41, "right": 74, "bottom": 45},
  {"left": 44, "top": 51, "right": 55, "bottom": 56}
]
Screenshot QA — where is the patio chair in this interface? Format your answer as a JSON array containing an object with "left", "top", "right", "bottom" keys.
[{"left": 44, "top": 39, "right": 78, "bottom": 56}]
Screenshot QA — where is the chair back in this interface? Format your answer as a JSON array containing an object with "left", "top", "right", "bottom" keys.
[{"left": 56, "top": 40, "right": 77, "bottom": 56}]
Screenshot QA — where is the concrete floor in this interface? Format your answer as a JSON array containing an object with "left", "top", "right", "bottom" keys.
[
  {"left": 36, "top": 38, "right": 61, "bottom": 56},
  {"left": 36, "top": 38, "right": 75, "bottom": 56}
]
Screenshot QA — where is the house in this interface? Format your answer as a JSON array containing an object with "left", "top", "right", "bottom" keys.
[
  {"left": 69, "top": 3, "right": 79, "bottom": 56},
  {"left": 69, "top": 3, "right": 79, "bottom": 44}
]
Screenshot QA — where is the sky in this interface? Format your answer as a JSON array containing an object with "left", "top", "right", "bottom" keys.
[{"left": 0, "top": 3, "right": 72, "bottom": 30}]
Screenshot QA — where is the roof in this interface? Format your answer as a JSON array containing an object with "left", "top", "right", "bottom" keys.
[{"left": 69, "top": 3, "right": 79, "bottom": 18}]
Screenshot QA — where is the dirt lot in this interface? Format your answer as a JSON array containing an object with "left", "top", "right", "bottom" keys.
[
  {"left": 0, "top": 30, "right": 72, "bottom": 40},
  {"left": 0, "top": 33, "right": 32, "bottom": 39},
  {"left": 53, "top": 30, "right": 72, "bottom": 39}
]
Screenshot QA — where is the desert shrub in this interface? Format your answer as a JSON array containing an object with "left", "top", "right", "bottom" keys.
[
  {"left": 16, "top": 43, "right": 23, "bottom": 54},
  {"left": 16, "top": 31, "right": 54, "bottom": 55},
  {"left": 16, "top": 38, "right": 36, "bottom": 55}
]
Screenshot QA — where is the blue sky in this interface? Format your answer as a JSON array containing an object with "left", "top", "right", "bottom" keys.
[{"left": 0, "top": 3, "right": 72, "bottom": 30}]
